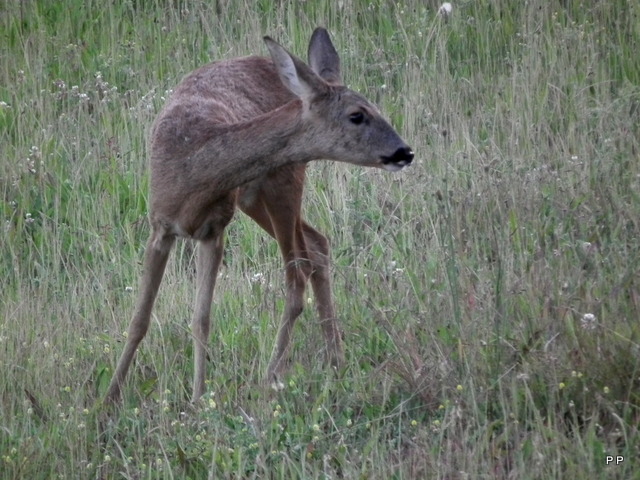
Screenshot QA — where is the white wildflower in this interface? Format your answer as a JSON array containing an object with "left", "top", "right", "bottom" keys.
[
  {"left": 580, "top": 313, "right": 597, "bottom": 330},
  {"left": 439, "top": 3, "right": 453, "bottom": 17}
]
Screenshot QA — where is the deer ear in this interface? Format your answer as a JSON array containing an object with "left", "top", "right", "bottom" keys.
[
  {"left": 264, "top": 36, "right": 326, "bottom": 99},
  {"left": 308, "top": 28, "right": 342, "bottom": 85}
]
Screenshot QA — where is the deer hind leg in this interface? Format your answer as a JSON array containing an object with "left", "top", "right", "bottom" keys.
[
  {"left": 105, "top": 226, "right": 175, "bottom": 404},
  {"left": 191, "top": 233, "right": 225, "bottom": 402}
]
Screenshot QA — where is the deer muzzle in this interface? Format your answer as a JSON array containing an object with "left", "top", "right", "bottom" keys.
[{"left": 381, "top": 146, "right": 414, "bottom": 171}]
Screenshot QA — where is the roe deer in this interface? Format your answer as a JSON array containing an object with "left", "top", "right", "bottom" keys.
[{"left": 105, "top": 27, "right": 413, "bottom": 404}]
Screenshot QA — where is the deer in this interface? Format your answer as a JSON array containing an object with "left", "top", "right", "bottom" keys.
[{"left": 104, "top": 27, "right": 414, "bottom": 404}]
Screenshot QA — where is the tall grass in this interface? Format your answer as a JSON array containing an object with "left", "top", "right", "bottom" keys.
[{"left": 1, "top": 0, "right": 639, "bottom": 478}]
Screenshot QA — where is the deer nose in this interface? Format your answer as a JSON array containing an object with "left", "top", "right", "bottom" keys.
[
  {"left": 382, "top": 146, "right": 414, "bottom": 168},
  {"left": 395, "top": 146, "right": 414, "bottom": 164}
]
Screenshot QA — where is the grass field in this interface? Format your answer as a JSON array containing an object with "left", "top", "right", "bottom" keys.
[{"left": 2, "top": 0, "right": 639, "bottom": 478}]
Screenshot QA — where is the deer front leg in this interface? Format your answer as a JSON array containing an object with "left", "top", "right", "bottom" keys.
[
  {"left": 266, "top": 257, "right": 310, "bottom": 384},
  {"left": 105, "top": 228, "right": 175, "bottom": 404},
  {"left": 191, "top": 235, "right": 225, "bottom": 402},
  {"left": 302, "top": 222, "right": 345, "bottom": 370}
]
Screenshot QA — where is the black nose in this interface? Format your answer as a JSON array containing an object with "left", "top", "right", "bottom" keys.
[{"left": 383, "top": 146, "right": 414, "bottom": 166}]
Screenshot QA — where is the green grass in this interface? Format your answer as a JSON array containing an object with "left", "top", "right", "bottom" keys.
[{"left": 2, "top": 0, "right": 639, "bottom": 478}]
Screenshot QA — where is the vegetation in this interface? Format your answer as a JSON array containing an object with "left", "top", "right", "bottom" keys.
[{"left": 1, "top": 0, "right": 639, "bottom": 478}]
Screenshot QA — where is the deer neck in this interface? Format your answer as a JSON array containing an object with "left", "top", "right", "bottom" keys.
[
  {"left": 149, "top": 99, "right": 314, "bottom": 227},
  {"left": 190, "top": 99, "right": 310, "bottom": 188}
]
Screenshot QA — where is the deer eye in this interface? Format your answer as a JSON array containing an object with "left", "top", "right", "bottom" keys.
[{"left": 349, "top": 112, "right": 365, "bottom": 125}]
